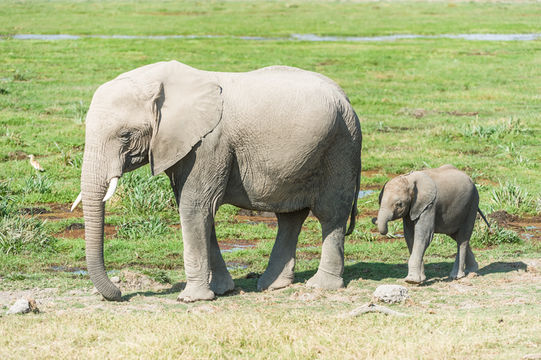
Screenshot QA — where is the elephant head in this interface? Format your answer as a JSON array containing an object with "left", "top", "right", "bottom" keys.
[
  {"left": 72, "top": 61, "right": 223, "bottom": 300},
  {"left": 373, "top": 172, "right": 437, "bottom": 235}
]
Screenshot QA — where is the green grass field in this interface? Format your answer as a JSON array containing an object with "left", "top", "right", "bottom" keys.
[{"left": 0, "top": 1, "right": 540, "bottom": 359}]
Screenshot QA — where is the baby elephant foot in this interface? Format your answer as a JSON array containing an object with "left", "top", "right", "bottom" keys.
[
  {"left": 306, "top": 269, "right": 344, "bottom": 290},
  {"left": 177, "top": 283, "right": 215, "bottom": 303},
  {"left": 404, "top": 272, "right": 426, "bottom": 285},
  {"left": 209, "top": 271, "right": 235, "bottom": 295}
]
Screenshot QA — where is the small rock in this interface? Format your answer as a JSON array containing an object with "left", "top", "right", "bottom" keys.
[
  {"left": 373, "top": 285, "right": 409, "bottom": 304},
  {"left": 110, "top": 276, "right": 121, "bottom": 284},
  {"left": 6, "top": 298, "right": 39, "bottom": 315}
]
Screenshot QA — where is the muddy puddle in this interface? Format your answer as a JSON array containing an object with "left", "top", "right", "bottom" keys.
[
  {"left": 20, "top": 203, "right": 83, "bottom": 220},
  {"left": 20, "top": 203, "right": 541, "bottom": 244},
  {"left": 56, "top": 223, "right": 118, "bottom": 239},
  {"left": 219, "top": 239, "right": 257, "bottom": 253},
  {"left": 6, "top": 33, "right": 541, "bottom": 42},
  {"left": 489, "top": 211, "right": 541, "bottom": 241}
]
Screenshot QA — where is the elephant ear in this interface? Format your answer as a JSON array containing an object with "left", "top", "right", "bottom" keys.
[
  {"left": 146, "top": 62, "right": 223, "bottom": 175},
  {"left": 408, "top": 171, "right": 437, "bottom": 221}
]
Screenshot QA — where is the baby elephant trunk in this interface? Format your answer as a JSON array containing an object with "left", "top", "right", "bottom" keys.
[{"left": 376, "top": 210, "right": 393, "bottom": 235}]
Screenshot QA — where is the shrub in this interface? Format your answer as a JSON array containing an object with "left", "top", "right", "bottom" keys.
[
  {"left": 119, "top": 168, "right": 175, "bottom": 215},
  {"left": 72, "top": 100, "right": 87, "bottom": 125},
  {"left": 490, "top": 180, "right": 535, "bottom": 214},
  {"left": 470, "top": 223, "right": 522, "bottom": 248},
  {"left": 24, "top": 173, "right": 53, "bottom": 194},
  {"left": 0, "top": 180, "right": 17, "bottom": 216},
  {"left": 0, "top": 215, "right": 55, "bottom": 254},
  {"left": 54, "top": 142, "right": 82, "bottom": 168},
  {"left": 460, "top": 117, "right": 529, "bottom": 140},
  {"left": 117, "top": 215, "right": 171, "bottom": 240}
]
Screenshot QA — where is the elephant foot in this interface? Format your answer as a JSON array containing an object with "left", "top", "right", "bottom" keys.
[
  {"left": 449, "top": 269, "right": 466, "bottom": 280},
  {"left": 177, "top": 283, "right": 215, "bottom": 303},
  {"left": 465, "top": 261, "right": 479, "bottom": 275},
  {"left": 306, "top": 269, "right": 344, "bottom": 290},
  {"left": 209, "top": 271, "right": 235, "bottom": 295},
  {"left": 404, "top": 272, "right": 426, "bottom": 284},
  {"left": 257, "top": 270, "right": 294, "bottom": 291}
]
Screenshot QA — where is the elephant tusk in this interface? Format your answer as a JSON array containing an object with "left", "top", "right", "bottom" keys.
[
  {"left": 102, "top": 177, "right": 119, "bottom": 202},
  {"left": 70, "top": 192, "right": 82, "bottom": 212}
]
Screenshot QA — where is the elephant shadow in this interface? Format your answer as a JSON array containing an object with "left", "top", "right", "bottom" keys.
[
  {"left": 121, "top": 282, "right": 187, "bottom": 302},
  {"left": 120, "top": 260, "right": 528, "bottom": 300}
]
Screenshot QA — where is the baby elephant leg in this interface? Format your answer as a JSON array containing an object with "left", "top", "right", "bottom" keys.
[{"left": 450, "top": 208, "right": 477, "bottom": 280}]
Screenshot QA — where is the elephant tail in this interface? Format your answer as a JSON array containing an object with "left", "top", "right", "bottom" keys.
[
  {"left": 477, "top": 208, "right": 491, "bottom": 228},
  {"left": 346, "top": 172, "right": 361, "bottom": 236}
]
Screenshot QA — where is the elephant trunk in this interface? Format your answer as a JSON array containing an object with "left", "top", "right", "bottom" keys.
[
  {"left": 376, "top": 209, "right": 393, "bottom": 235},
  {"left": 81, "top": 144, "right": 122, "bottom": 301}
]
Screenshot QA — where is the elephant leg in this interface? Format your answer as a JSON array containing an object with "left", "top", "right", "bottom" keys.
[
  {"left": 306, "top": 219, "right": 346, "bottom": 290},
  {"left": 405, "top": 214, "right": 434, "bottom": 284},
  {"left": 257, "top": 209, "right": 309, "bottom": 291},
  {"left": 209, "top": 225, "right": 235, "bottom": 295},
  {"left": 450, "top": 241, "right": 469, "bottom": 280},
  {"left": 403, "top": 217, "right": 425, "bottom": 279},
  {"left": 450, "top": 207, "right": 477, "bottom": 280},
  {"left": 465, "top": 244, "right": 478, "bottom": 274},
  {"left": 177, "top": 207, "right": 215, "bottom": 302}
]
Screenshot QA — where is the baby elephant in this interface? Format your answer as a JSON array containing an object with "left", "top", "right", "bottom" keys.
[{"left": 372, "top": 165, "right": 489, "bottom": 284}]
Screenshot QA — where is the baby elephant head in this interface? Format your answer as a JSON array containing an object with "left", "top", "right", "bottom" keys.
[{"left": 372, "top": 172, "right": 436, "bottom": 235}]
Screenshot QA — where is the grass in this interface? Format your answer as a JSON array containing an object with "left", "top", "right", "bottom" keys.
[
  {"left": 0, "top": 215, "right": 55, "bottom": 255},
  {"left": 0, "top": 1, "right": 540, "bottom": 359}
]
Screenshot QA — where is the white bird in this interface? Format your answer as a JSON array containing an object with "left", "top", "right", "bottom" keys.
[{"left": 28, "top": 154, "right": 44, "bottom": 172}]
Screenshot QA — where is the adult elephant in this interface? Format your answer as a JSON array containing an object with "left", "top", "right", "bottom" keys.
[{"left": 72, "top": 61, "right": 362, "bottom": 302}]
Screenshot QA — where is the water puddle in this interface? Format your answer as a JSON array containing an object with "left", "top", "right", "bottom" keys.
[
  {"left": 220, "top": 244, "right": 255, "bottom": 253},
  {"left": 5, "top": 33, "right": 541, "bottom": 42},
  {"left": 358, "top": 189, "right": 376, "bottom": 198},
  {"left": 291, "top": 33, "right": 541, "bottom": 42},
  {"left": 226, "top": 261, "right": 248, "bottom": 271},
  {"left": 49, "top": 266, "right": 118, "bottom": 276}
]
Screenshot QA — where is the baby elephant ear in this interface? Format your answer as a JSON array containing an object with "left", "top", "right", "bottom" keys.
[
  {"left": 149, "top": 62, "right": 223, "bottom": 175},
  {"left": 408, "top": 172, "right": 437, "bottom": 221}
]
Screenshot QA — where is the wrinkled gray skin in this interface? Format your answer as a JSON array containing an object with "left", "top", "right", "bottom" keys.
[
  {"left": 373, "top": 165, "right": 480, "bottom": 284},
  {"left": 78, "top": 61, "right": 362, "bottom": 302}
]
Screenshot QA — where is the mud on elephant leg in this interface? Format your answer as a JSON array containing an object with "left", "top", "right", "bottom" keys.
[
  {"left": 306, "top": 221, "right": 346, "bottom": 290},
  {"left": 257, "top": 209, "right": 309, "bottom": 291},
  {"left": 177, "top": 208, "right": 215, "bottom": 303},
  {"left": 209, "top": 226, "right": 235, "bottom": 295}
]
